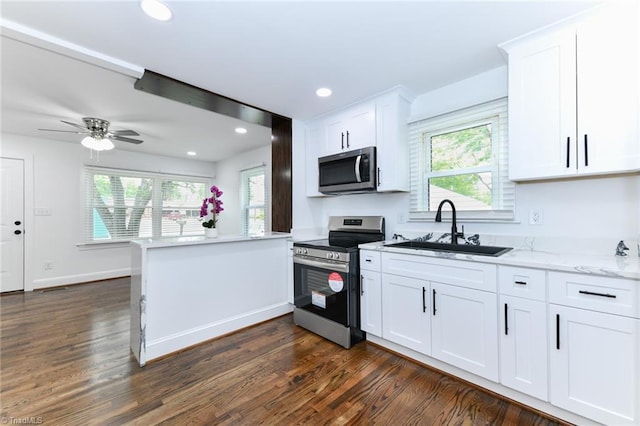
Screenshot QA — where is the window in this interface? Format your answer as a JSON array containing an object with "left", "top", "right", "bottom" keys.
[
  {"left": 84, "top": 167, "right": 209, "bottom": 243},
  {"left": 240, "top": 165, "right": 269, "bottom": 236},
  {"left": 409, "top": 98, "right": 514, "bottom": 221}
]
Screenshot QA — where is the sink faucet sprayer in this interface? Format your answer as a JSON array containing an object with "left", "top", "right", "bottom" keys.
[{"left": 435, "top": 199, "right": 464, "bottom": 245}]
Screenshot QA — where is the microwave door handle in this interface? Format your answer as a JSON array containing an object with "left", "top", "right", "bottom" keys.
[{"left": 355, "top": 155, "right": 362, "bottom": 182}]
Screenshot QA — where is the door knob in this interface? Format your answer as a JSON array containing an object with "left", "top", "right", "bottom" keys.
[
  {"left": 14, "top": 230, "right": 22, "bottom": 235},
  {"left": 14, "top": 220, "right": 21, "bottom": 226}
]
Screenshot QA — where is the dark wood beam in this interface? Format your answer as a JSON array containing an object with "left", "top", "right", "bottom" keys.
[
  {"left": 271, "top": 115, "right": 292, "bottom": 232},
  {"left": 134, "top": 70, "right": 272, "bottom": 127}
]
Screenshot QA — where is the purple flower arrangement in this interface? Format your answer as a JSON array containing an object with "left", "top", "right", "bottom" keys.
[{"left": 200, "top": 185, "right": 224, "bottom": 228}]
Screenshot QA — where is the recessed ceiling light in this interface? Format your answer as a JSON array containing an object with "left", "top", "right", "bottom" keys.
[
  {"left": 235, "top": 127, "right": 247, "bottom": 134},
  {"left": 316, "top": 88, "right": 332, "bottom": 97},
  {"left": 141, "top": 0, "right": 173, "bottom": 21},
  {"left": 187, "top": 151, "right": 197, "bottom": 156}
]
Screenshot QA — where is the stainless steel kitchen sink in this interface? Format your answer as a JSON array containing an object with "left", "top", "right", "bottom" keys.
[{"left": 385, "top": 240, "right": 513, "bottom": 257}]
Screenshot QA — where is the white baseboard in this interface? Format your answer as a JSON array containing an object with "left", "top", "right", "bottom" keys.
[
  {"left": 144, "top": 302, "right": 293, "bottom": 364},
  {"left": 31, "top": 268, "right": 131, "bottom": 290}
]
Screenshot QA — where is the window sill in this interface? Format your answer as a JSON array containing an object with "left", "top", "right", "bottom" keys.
[
  {"left": 76, "top": 240, "right": 133, "bottom": 250},
  {"left": 408, "top": 210, "right": 518, "bottom": 224}
]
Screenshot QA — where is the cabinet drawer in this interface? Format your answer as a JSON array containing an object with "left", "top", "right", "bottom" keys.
[
  {"left": 360, "top": 250, "right": 381, "bottom": 272},
  {"left": 498, "top": 266, "right": 546, "bottom": 301},
  {"left": 549, "top": 272, "right": 639, "bottom": 318},
  {"left": 382, "top": 252, "right": 496, "bottom": 292}
]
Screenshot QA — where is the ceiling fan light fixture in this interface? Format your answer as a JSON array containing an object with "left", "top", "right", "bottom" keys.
[
  {"left": 81, "top": 136, "right": 114, "bottom": 151},
  {"left": 141, "top": 0, "right": 173, "bottom": 21}
]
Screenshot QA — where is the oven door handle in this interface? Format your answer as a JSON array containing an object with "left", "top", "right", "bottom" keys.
[{"left": 293, "top": 256, "right": 349, "bottom": 273}]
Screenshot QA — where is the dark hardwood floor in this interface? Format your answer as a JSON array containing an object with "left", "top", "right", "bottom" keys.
[{"left": 1, "top": 278, "right": 566, "bottom": 425}]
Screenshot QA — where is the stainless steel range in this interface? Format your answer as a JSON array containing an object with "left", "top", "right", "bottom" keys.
[{"left": 293, "top": 216, "right": 385, "bottom": 348}]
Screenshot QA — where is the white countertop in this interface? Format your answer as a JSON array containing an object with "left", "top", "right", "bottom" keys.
[
  {"left": 360, "top": 240, "right": 640, "bottom": 280},
  {"left": 131, "top": 232, "right": 291, "bottom": 249}
]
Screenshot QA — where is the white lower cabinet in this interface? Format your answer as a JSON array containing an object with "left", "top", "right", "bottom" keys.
[
  {"left": 371, "top": 250, "right": 639, "bottom": 425},
  {"left": 431, "top": 282, "right": 499, "bottom": 382},
  {"left": 498, "top": 266, "right": 548, "bottom": 401},
  {"left": 360, "top": 269, "right": 382, "bottom": 337},
  {"left": 549, "top": 304, "right": 640, "bottom": 425},
  {"left": 381, "top": 273, "right": 431, "bottom": 355},
  {"left": 499, "top": 295, "right": 548, "bottom": 400}
]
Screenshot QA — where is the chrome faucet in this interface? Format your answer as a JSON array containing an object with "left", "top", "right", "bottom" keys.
[{"left": 435, "top": 199, "right": 464, "bottom": 245}]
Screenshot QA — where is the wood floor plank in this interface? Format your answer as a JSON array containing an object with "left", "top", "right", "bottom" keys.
[{"left": 0, "top": 278, "right": 569, "bottom": 425}]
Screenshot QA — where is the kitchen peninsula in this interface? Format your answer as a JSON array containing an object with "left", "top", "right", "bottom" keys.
[{"left": 130, "top": 233, "right": 291, "bottom": 366}]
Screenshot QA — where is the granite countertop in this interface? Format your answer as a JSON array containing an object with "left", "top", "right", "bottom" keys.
[
  {"left": 360, "top": 240, "right": 640, "bottom": 280},
  {"left": 131, "top": 232, "right": 291, "bottom": 249}
]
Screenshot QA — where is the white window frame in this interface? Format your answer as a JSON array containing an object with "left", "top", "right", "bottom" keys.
[
  {"left": 83, "top": 166, "right": 211, "bottom": 244},
  {"left": 409, "top": 98, "right": 514, "bottom": 222},
  {"left": 240, "top": 165, "right": 270, "bottom": 236}
]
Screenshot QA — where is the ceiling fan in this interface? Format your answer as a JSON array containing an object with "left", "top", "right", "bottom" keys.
[{"left": 38, "top": 117, "right": 143, "bottom": 151}]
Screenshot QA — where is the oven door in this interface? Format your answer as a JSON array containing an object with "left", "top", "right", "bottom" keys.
[{"left": 293, "top": 256, "right": 353, "bottom": 326}]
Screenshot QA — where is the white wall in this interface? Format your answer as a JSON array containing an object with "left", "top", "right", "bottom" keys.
[
  {"left": 1, "top": 133, "right": 216, "bottom": 290},
  {"left": 293, "top": 66, "right": 640, "bottom": 253},
  {"left": 214, "top": 144, "right": 271, "bottom": 235}
]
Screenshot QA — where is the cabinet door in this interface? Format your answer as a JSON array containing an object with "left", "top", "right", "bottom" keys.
[
  {"left": 576, "top": 2, "right": 640, "bottom": 175},
  {"left": 375, "top": 91, "right": 410, "bottom": 192},
  {"left": 507, "top": 27, "right": 577, "bottom": 180},
  {"left": 549, "top": 305, "right": 639, "bottom": 425},
  {"left": 344, "top": 102, "right": 376, "bottom": 151},
  {"left": 305, "top": 124, "right": 326, "bottom": 197},
  {"left": 431, "top": 282, "right": 499, "bottom": 382},
  {"left": 361, "top": 270, "right": 382, "bottom": 337},
  {"left": 382, "top": 273, "right": 430, "bottom": 354},
  {"left": 324, "top": 102, "right": 376, "bottom": 154},
  {"left": 499, "top": 295, "right": 548, "bottom": 401},
  {"left": 325, "top": 115, "right": 347, "bottom": 154}
]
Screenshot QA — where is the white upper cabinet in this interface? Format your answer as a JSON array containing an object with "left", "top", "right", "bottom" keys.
[
  {"left": 303, "top": 87, "right": 412, "bottom": 196},
  {"left": 324, "top": 102, "right": 376, "bottom": 154},
  {"left": 503, "top": 2, "right": 639, "bottom": 181},
  {"left": 575, "top": 4, "right": 639, "bottom": 175},
  {"left": 304, "top": 124, "right": 326, "bottom": 197},
  {"left": 375, "top": 91, "right": 410, "bottom": 192}
]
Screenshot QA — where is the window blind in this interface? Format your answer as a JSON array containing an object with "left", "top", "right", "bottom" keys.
[
  {"left": 84, "top": 166, "right": 209, "bottom": 243},
  {"left": 408, "top": 98, "right": 515, "bottom": 221}
]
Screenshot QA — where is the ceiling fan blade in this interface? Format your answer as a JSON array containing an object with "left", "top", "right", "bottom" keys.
[
  {"left": 38, "top": 128, "right": 88, "bottom": 134},
  {"left": 111, "top": 135, "right": 144, "bottom": 144},
  {"left": 60, "top": 120, "right": 89, "bottom": 131},
  {"left": 110, "top": 129, "right": 140, "bottom": 137}
]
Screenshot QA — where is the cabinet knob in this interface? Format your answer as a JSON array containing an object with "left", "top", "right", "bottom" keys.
[
  {"left": 14, "top": 220, "right": 21, "bottom": 226},
  {"left": 14, "top": 230, "right": 22, "bottom": 235}
]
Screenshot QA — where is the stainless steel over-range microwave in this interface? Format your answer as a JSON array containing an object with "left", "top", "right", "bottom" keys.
[{"left": 318, "top": 146, "right": 376, "bottom": 194}]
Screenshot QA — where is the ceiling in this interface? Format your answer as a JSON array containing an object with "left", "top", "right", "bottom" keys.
[{"left": 0, "top": 0, "right": 602, "bottom": 162}]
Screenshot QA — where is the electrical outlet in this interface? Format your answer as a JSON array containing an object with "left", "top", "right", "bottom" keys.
[
  {"left": 529, "top": 209, "right": 543, "bottom": 225},
  {"left": 398, "top": 212, "right": 405, "bottom": 224},
  {"left": 44, "top": 261, "right": 53, "bottom": 270}
]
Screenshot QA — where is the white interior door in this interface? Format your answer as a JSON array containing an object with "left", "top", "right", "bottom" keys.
[{"left": 1, "top": 158, "right": 25, "bottom": 292}]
